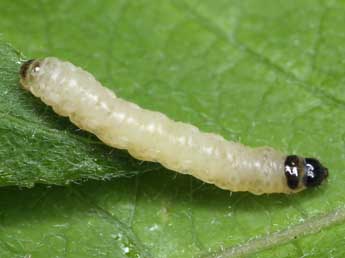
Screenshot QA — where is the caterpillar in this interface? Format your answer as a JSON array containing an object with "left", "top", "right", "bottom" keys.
[{"left": 19, "top": 57, "right": 328, "bottom": 195}]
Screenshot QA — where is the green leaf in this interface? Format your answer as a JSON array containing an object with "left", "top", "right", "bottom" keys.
[{"left": 0, "top": 0, "right": 344, "bottom": 257}]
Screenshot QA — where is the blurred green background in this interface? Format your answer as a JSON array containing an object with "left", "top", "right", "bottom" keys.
[{"left": 0, "top": 0, "right": 345, "bottom": 257}]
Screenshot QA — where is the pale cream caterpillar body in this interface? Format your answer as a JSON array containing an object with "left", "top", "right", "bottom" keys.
[{"left": 19, "top": 58, "right": 328, "bottom": 195}]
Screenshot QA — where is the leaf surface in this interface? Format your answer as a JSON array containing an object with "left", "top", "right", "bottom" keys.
[{"left": 0, "top": 1, "right": 344, "bottom": 257}]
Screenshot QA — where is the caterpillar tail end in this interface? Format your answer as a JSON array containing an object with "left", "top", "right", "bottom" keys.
[
  {"left": 284, "top": 155, "right": 328, "bottom": 192},
  {"left": 19, "top": 59, "right": 41, "bottom": 91},
  {"left": 20, "top": 59, "right": 35, "bottom": 79}
]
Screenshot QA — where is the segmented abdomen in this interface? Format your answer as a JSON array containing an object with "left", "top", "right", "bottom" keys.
[{"left": 21, "top": 57, "right": 289, "bottom": 195}]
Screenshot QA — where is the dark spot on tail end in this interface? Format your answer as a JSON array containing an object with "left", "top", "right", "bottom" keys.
[{"left": 20, "top": 59, "right": 35, "bottom": 79}]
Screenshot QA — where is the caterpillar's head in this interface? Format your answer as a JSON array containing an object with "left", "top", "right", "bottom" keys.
[
  {"left": 284, "top": 155, "right": 328, "bottom": 192},
  {"left": 19, "top": 59, "right": 42, "bottom": 91}
]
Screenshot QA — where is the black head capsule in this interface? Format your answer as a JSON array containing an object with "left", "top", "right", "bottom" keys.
[
  {"left": 303, "top": 157, "right": 328, "bottom": 188},
  {"left": 284, "top": 155, "right": 328, "bottom": 191}
]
